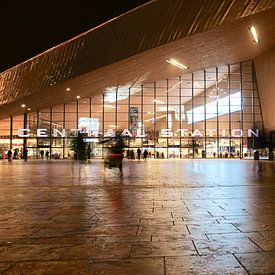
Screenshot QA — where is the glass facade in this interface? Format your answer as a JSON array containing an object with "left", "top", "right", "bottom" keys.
[{"left": 0, "top": 61, "right": 264, "bottom": 159}]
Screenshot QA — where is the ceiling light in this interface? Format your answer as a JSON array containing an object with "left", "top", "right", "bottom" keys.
[
  {"left": 249, "top": 26, "right": 259, "bottom": 43},
  {"left": 76, "top": 95, "right": 80, "bottom": 99},
  {"left": 27, "top": 108, "right": 31, "bottom": 111},
  {"left": 21, "top": 104, "right": 26, "bottom": 108},
  {"left": 166, "top": 59, "right": 189, "bottom": 70},
  {"left": 66, "top": 88, "right": 70, "bottom": 91}
]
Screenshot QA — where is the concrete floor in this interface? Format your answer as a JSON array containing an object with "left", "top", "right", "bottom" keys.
[{"left": 0, "top": 159, "right": 274, "bottom": 274}]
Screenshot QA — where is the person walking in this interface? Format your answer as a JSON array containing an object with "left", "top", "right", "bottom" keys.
[
  {"left": 23, "top": 149, "right": 28, "bottom": 162},
  {"left": 143, "top": 149, "right": 148, "bottom": 161},
  {"left": 45, "top": 151, "right": 49, "bottom": 160},
  {"left": 40, "top": 150, "right": 44, "bottom": 159},
  {"left": 137, "top": 148, "right": 141, "bottom": 160},
  {"left": 87, "top": 145, "right": 91, "bottom": 163},
  {"left": 7, "top": 149, "right": 12, "bottom": 161}
]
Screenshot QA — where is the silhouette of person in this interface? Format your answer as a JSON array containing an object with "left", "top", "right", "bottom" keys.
[
  {"left": 143, "top": 149, "right": 148, "bottom": 161},
  {"left": 137, "top": 148, "right": 141, "bottom": 160}
]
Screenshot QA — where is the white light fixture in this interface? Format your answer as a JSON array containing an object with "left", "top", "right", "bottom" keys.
[
  {"left": 21, "top": 104, "right": 26, "bottom": 108},
  {"left": 249, "top": 26, "right": 259, "bottom": 43},
  {"left": 27, "top": 108, "right": 31, "bottom": 111},
  {"left": 166, "top": 59, "right": 189, "bottom": 70},
  {"left": 76, "top": 95, "right": 80, "bottom": 99},
  {"left": 66, "top": 88, "right": 70, "bottom": 91}
]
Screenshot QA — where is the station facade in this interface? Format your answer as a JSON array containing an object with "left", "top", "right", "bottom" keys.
[{"left": 0, "top": 60, "right": 264, "bottom": 159}]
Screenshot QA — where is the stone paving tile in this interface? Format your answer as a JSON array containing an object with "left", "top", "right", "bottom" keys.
[
  {"left": 86, "top": 225, "right": 139, "bottom": 237},
  {"left": 28, "top": 226, "right": 91, "bottom": 239},
  {"left": 187, "top": 223, "right": 240, "bottom": 234},
  {"left": 0, "top": 263, "right": 13, "bottom": 274},
  {"left": 138, "top": 225, "right": 189, "bottom": 235},
  {"left": 131, "top": 241, "right": 197, "bottom": 257},
  {"left": 95, "top": 235, "right": 151, "bottom": 243},
  {"left": 206, "top": 232, "right": 262, "bottom": 241},
  {"left": 249, "top": 230, "right": 275, "bottom": 251},
  {"left": 194, "top": 238, "right": 263, "bottom": 255},
  {"left": 152, "top": 234, "right": 208, "bottom": 242},
  {"left": 0, "top": 244, "right": 69, "bottom": 262},
  {"left": 0, "top": 227, "right": 38, "bottom": 239},
  {"left": 8, "top": 236, "right": 97, "bottom": 245},
  {"left": 4, "top": 260, "right": 89, "bottom": 274},
  {"left": 165, "top": 255, "right": 247, "bottom": 274},
  {"left": 85, "top": 258, "right": 164, "bottom": 275},
  {"left": 139, "top": 218, "right": 175, "bottom": 226},
  {"left": 235, "top": 252, "right": 275, "bottom": 274},
  {"left": 233, "top": 221, "right": 275, "bottom": 232},
  {"left": 60, "top": 243, "right": 132, "bottom": 260}
]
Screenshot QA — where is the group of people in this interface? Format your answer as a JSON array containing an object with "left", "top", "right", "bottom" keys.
[
  {"left": 39, "top": 150, "right": 50, "bottom": 159},
  {"left": 126, "top": 148, "right": 149, "bottom": 160},
  {"left": 7, "top": 148, "right": 28, "bottom": 161}
]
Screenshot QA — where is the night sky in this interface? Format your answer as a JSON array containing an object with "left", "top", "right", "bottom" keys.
[{"left": 0, "top": 0, "right": 151, "bottom": 73}]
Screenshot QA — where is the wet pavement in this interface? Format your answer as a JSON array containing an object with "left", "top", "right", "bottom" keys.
[{"left": 0, "top": 159, "right": 274, "bottom": 274}]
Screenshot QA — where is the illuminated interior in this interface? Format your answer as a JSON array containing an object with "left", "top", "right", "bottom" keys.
[{"left": 0, "top": 61, "right": 264, "bottom": 159}]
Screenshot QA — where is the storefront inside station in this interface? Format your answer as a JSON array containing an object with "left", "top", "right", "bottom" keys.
[{"left": 0, "top": 61, "right": 265, "bottom": 159}]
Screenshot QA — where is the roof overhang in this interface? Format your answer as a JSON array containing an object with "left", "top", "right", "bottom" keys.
[{"left": 0, "top": 5, "right": 274, "bottom": 119}]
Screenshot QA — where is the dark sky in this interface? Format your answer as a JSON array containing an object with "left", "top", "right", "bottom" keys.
[{"left": 0, "top": 0, "right": 151, "bottom": 73}]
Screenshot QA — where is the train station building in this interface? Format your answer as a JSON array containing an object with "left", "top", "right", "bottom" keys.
[{"left": 0, "top": 0, "right": 274, "bottom": 160}]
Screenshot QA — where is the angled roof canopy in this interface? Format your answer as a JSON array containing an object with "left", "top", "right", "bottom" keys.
[{"left": 0, "top": 0, "right": 275, "bottom": 119}]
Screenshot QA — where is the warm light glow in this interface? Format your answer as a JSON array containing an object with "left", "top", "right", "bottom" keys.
[
  {"left": 166, "top": 59, "right": 189, "bottom": 70},
  {"left": 27, "top": 108, "right": 31, "bottom": 111},
  {"left": 76, "top": 95, "right": 80, "bottom": 99},
  {"left": 21, "top": 104, "right": 26, "bottom": 108},
  {"left": 66, "top": 88, "right": 70, "bottom": 91},
  {"left": 249, "top": 26, "right": 259, "bottom": 43},
  {"left": 187, "top": 92, "right": 242, "bottom": 124},
  {"left": 104, "top": 104, "right": 118, "bottom": 109},
  {"left": 153, "top": 99, "right": 164, "bottom": 104}
]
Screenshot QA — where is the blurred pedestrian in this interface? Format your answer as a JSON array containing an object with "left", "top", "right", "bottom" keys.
[
  {"left": 137, "top": 148, "right": 141, "bottom": 160},
  {"left": 143, "top": 149, "right": 148, "bottom": 161},
  {"left": 23, "top": 149, "right": 28, "bottom": 162},
  {"left": 7, "top": 149, "right": 12, "bottom": 161}
]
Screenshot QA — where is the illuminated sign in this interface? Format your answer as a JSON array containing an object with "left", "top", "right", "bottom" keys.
[{"left": 16, "top": 128, "right": 260, "bottom": 138}]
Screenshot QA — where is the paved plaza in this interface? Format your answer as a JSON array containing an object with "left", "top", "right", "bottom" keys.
[{"left": 0, "top": 159, "right": 275, "bottom": 274}]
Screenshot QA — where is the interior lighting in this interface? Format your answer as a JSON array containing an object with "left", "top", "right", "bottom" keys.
[
  {"left": 166, "top": 59, "right": 189, "bottom": 70},
  {"left": 27, "top": 108, "right": 31, "bottom": 111},
  {"left": 76, "top": 95, "right": 81, "bottom": 99},
  {"left": 249, "top": 26, "right": 259, "bottom": 43},
  {"left": 21, "top": 104, "right": 26, "bottom": 108},
  {"left": 66, "top": 88, "right": 71, "bottom": 91},
  {"left": 104, "top": 104, "right": 118, "bottom": 109},
  {"left": 153, "top": 99, "right": 164, "bottom": 104}
]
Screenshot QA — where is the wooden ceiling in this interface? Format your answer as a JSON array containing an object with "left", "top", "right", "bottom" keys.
[{"left": 0, "top": 0, "right": 274, "bottom": 119}]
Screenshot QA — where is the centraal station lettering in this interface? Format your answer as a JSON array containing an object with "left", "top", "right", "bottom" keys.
[{"left": 16, "top": 128, "right": 260, "bottom": 138}]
